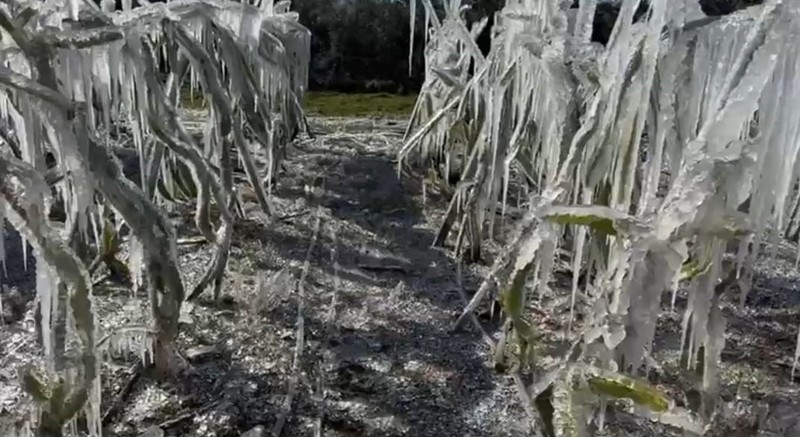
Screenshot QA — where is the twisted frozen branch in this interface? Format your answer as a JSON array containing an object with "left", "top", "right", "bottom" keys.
[
  {"left": 0, "top": 20, "right": 185, "bottom": 377},
  {"left": 0, "top": 152, "right": 97, "bottom": 433}
]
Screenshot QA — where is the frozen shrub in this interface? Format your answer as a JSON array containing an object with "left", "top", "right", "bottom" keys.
[{"left": 0, "top": 0, "right": 309, "bottom": 434}]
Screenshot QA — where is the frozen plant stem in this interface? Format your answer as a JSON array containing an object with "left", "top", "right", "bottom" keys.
[
  {"left": 0, "top": 154, "right": 97, "bottom": 436},
  {"left": 272, "top": 210, "right": 322, "bottom": 437}
]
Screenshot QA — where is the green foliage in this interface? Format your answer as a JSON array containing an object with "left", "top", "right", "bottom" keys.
[
  {"left": 500, "top": 262, "right": 537, "bottom": 367},
  {"left": 534, "top": 365, "right": 673, "bottom": 437},
  {"left": 179, "top": 87, "right": 208, "bottom": 110},
  {"left": 540, "top": 205, "right": 637, "bottom": 237},
  {"left": 680, "top": 257, "right": 713, "bottom": 281},
  {"left": 545, "top": 213, "right": 618, "bottom": 236},
  {"left": 20, "top": 368, "right": 50, "bottom": 404},
  {"left": 680, "top": 243, "right": 714, "bottom": 282},
  {"left": 586, "top": 373, "right": 669, "bottom": 413},
  {"left": 100, "top": 220, "right": 130, "bottom": 281}
]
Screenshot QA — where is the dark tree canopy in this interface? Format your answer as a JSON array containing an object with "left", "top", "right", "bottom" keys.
[
  {"left": 291, "top": 0, "right": 766, "bottom": 94},
  {"left": 697, "top": 0, "right": 764, "bottom": 16},
  {"left": 94, "top": 0, "right": 767, "bottom": 94},
  {"left": 293, "top": 0, "right": 426, "bottom": 93}
]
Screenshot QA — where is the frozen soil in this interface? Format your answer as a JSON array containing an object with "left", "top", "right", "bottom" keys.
[{"left": 1, "top": 115, "right": 799, "bottom": 436}]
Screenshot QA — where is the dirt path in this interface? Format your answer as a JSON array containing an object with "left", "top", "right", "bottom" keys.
[
  {"left": 235, "top": 117, "right": 528, "bottom": 436},
  {"left": 91, "top": 117, "right": 527, "bottom": 436}
]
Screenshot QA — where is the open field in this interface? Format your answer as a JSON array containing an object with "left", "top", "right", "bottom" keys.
[
  {"left": 303, "top": 93, "right": 417, "bottom": 117},
  {"left": 180, "top": 91, "right": 417, "bottom": 117}
]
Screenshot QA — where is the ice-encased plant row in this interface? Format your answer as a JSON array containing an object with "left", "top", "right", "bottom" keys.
[
  {"left": 0, "top": 0, "right": 309, "bottom": 435},
  {"left": 401, "top": 0, "right": 800, "bottom": 433}
]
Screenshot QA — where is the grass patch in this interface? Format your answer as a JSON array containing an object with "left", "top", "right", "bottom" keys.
[
  {"left": 304, "top": 92, "right": 417, "bottom": 117},
  {"left": 178, "top": 89, "right": 417, "bottom": 117},
  {"left": 179, "top": 88, "right": 208, "bottom": 110}
]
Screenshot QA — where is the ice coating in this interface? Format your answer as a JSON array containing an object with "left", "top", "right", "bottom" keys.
[
  {"left": 0, "top": 0, "right": 311, "bottom": 434},
  {"left": 406, "top": 0, "right": 800, "bottom": 432}
]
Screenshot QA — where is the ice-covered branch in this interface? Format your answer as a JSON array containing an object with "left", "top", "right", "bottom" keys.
[
  {"left": 0, "top": 66, "right": 72, "bottom": 111},
  {"left": 406, "top": 0, "right": 800, "bottom": 432},
  {"left": 0, "top": 0, "right": 311, "bottom": 432},
  {"left": 46, "top": 26, "right": 124, "bottom": 49},
  {"left": 0, "top": 152, "right": 98, "bottom": 434}
]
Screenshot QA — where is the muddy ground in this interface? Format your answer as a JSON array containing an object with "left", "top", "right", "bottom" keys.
[{"left": 1, "top": 116, "right": 799, "bottom": 436}]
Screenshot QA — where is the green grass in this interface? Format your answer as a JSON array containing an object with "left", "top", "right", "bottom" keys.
[
  {"left": 179, "top": 88, "right": 209, "bottom": 110},
  {"left": 179, "top": 88, "right": 417, "bottom": 117},
  {"left": 304, "top": 92, "right": 417, "bottom": 117}
]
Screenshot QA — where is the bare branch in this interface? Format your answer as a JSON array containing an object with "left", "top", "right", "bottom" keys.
[
  {"left": 0, "top": 65, "right": 72, "bottom": 112},
  {"left": 46, "top": 27, "right": 124, "bottom": 49}
]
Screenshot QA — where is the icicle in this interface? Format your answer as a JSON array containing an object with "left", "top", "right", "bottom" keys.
[
  {"left": 569, "top": 218, "right": 587, "bottom": 332},
  {"left": 573, "top": 0, "right": 597, "bottom": 43},
  {"left": 68, "top": 0, "right": 79, "bottom": 21},
  {"left": 793, "top": 327, "right": 800, "bottom": 380},
  {"left": 129, "top": 237, "right": 144, "bottom": 291},
  {"left": 0, "top": 199, "right": 5, "bottom": 277},
  {"left": 21, "top": 233, "right": 27, "bottom": 272},
  {"left": 36, "top": 262, "right": 59, "bottom": 371},
  {"left": 703, "top": 299, "right": 726, "bottom": 392},
  {"left": 409, "top": 0, "right": 417, "bottom": 76},
  {"left": 239, "top": 6, "right": 263, "bottom": 50},
  {"left": 84, "top": 375, "right": 103, "bottom": 437},
  {"left": 618, "top": 240, "right": 683, "bottom": 369}
]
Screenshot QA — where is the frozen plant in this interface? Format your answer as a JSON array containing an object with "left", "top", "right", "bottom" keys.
[
  {"left": 0, "top": 0, "right": 309, "bottom": 435},
  {"left": 402, "top": 0, "right": 800, "bottom": 434}
]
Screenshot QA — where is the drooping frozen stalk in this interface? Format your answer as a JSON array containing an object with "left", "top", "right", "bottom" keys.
[
  {"left": 0, "top": 0, "right": 311, "bottom": 434},
  {"left": 407, "top": 0, "right": 800, "bottom": 433}
]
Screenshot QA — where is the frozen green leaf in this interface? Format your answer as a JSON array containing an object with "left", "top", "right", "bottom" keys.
[
  {"left": 587, "top": 373, "right": 670, "bottom": 413},
  {"left": 540, "top": 205, "right": 638, "bottom": 236}
]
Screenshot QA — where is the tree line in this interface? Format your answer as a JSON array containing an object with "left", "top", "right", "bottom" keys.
[
  {"left": 293, "top": 0, "right": 762, "bottom": 94},
  {"left": 290, "top": 0, "right": 507, "bottom": 94},
  {"left": 94, "top": 0, "right": 764, "bottom": 95}
]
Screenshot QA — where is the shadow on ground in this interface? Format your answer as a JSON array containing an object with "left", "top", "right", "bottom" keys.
[{"left": 220, "top": 136, "right": 524, "bottom": 436}]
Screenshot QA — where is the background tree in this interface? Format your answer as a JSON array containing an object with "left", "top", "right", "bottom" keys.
[
  {"left": 293, "top": 0, "right": 427, "bottom": 92},
  {"left": 291, "top": 0, "right": 767, "bottom": 94}
]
